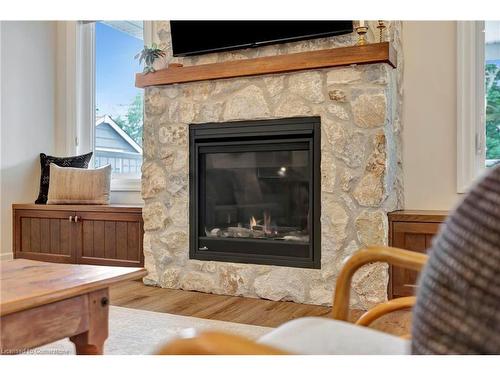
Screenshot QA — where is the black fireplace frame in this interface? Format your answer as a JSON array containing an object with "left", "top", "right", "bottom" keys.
[{"left": 189, "top": 117, "right": 321, "bottom": 269}]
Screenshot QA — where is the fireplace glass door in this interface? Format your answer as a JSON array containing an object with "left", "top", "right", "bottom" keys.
[
  {"left": 202, "top": 146, "right": 309, "bottom": 242},
  {"left": 190, "top": 117, "right": 320, "bottom": 268}
]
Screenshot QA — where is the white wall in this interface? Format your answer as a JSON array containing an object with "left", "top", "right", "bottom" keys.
[
  {"left": 402, "top": 21, "right": 462, "bottom": 210},
  {"left": 0, "top": 21, "right": 58, "bottom": 258}
]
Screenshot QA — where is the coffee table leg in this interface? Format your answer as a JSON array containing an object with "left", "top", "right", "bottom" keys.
[
  {"left": 69, "top": 335, "right": 105, "bottom": 355},
  {"left": 70, "top": 288, "right": 109, "bottom": 355}
]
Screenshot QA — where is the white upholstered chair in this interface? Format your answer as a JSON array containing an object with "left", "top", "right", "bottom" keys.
[{"left": 158, "top": 246, "right": 426, "bottom": 355}]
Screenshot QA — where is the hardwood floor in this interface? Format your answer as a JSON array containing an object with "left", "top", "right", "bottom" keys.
[
  {"left": 110, "top": 280, "right": 411, "bottom": 335},
  {"left": 110, "top": 280, "right": 331, "bottom": 327}
]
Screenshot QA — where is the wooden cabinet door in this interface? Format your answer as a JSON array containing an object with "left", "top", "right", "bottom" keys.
[
  {"left": 14, "top": 209, "right": 76, "bottom": 263},
  {"left": 390, "top": 222, "right": 440, "bottom": 298},
  {"left": 75, "top": 211, "right": 144, "bottom": 267}
]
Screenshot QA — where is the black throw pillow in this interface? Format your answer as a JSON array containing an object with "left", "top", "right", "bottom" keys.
[{"left": 35, "top": 152, "right": 93, "bottom": 204}]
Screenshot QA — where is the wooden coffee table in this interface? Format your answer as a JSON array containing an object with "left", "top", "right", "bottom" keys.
[{"left": 0, "top": 259, "right": 147, "bottom": 354}]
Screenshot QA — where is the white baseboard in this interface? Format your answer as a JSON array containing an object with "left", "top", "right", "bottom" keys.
[{"left": 0, "top": 252, "right": 14, "bottom": 261}]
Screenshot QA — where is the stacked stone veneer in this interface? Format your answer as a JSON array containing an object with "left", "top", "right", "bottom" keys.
[{"left": 141, "top": 21, "right": 403, "bottom": 308}]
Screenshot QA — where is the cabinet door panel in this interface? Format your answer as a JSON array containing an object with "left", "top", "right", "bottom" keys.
[
  {"left": 40, "top": 218, "right": 50, "bottom": 252},
  {"left": 15, "top": 210, "right": 76, "bottom": 263},
  {"left": 115, "top": 222, "right": 128, "bottom": 260},
  {"left": 75, "top": 212, "right": 143, "bottom": 267},
  {"left": 92, "top": 221, "right": 105, "bottom": 259},
  {"left": 21, "top": 218, "right": 31, "bottom": 253},
  {"left": 104, "top": 221, "right": 117, "bottom": 259},
  {"left": 59, "top": 220, "right": 72, "bottom": 256},
  {"left": 50, "top": 219, "right": 61, "bottom": 254},
  {"left": 30, "top": 218, "right": 41, "bottom": 253},
  {"left": 127, "top": 222, "right": 141, "bottom": 261},
  {"left": 82, "top": 220, "right": 94, "bottom": 258},
  {"left": 390, "top": 222, "right": 441, "bottom": 299}
]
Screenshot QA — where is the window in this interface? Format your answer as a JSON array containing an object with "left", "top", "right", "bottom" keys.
[
  {"left": 73, "top": 21, "right": 151, "bottom": 192},
  {"left": 457, "top": 21, "right": 500, "bottom": 193},
  {"left": 93, "top": 21, "right": 144, "bottom": 188},
  {"left": 457, "top": 22, "right": 484, "bottom": 192},
  {"left": 485, "top": 21, "right": 500, "bottom": 168}
]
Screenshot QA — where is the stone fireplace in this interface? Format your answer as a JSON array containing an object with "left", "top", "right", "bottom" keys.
[
  {"left": 141, "top": 21, "right": 403, "bottom": 308},
  {"left": 189, "top": 117, "right": 321, "bottom": 269}
]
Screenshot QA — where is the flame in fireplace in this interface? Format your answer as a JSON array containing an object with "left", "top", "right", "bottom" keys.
[
  {"left": 249, "top": 216, "right": 257, "bottom": 230},
  {"left": 249, "top": 212, "right": 275, "bottom": 235}
]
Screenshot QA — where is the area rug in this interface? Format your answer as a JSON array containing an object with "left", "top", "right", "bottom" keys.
[{"left": 37, "top": 306, "right": 272, "bottom": 355}]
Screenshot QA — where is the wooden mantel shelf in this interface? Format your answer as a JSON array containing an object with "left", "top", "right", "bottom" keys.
[{"left": 135, "top": 42, "right": 396, "bottom": 88}]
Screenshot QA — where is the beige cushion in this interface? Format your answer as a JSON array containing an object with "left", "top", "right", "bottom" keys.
[
  {"left": 47, "top": 163, "right": 111, "bottom": 205},
  {"left": 258, "top": 317, "right": 410, "bottom": 354}
]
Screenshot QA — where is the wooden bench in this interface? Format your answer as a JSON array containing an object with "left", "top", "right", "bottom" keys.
[{"left": 12, "top": 204, "right": 144, "bottom": 267}]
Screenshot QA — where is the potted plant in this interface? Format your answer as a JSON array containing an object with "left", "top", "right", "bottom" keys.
[{"left": 135, "top": 43, "right": 166, "bottom": 74}]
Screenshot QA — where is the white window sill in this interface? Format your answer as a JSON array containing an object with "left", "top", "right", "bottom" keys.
[{"left": 110, "top": 178, "right": 141, "bottom": 192}]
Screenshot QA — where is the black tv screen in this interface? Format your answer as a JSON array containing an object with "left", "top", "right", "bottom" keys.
[{"left": 170, "top": 21, "right": 353, "bottom": 57}]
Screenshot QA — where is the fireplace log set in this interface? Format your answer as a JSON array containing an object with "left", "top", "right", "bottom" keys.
[
  {"left": 205, "top": 226, "right": 309, "bottom": 242},
  {"left": 204, "top": 211, "right": 309, "bottom": 242}
]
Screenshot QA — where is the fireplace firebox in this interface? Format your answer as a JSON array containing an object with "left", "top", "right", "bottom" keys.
[{"left": 189, "top": 117, "right": 321, "bottom": 268}]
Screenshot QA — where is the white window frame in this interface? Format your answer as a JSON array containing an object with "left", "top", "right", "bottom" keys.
[
  {"left": 457, "top": 21, "right": 486, "bottom": 193},
  {"left": 71, "top": 20, "right": 152, "bottom": 192}
]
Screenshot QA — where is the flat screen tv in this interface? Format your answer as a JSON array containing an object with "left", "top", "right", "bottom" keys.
[{"left": 170, "top": 21, "right": 353, "bottom": 57}]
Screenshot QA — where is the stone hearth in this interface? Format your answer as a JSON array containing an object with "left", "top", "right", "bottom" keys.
[{"left": 141, "top": 21, "right": 403, "bottom": 308}]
